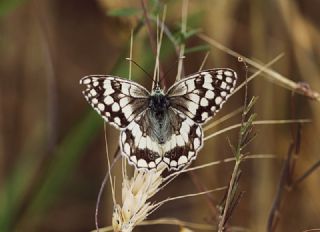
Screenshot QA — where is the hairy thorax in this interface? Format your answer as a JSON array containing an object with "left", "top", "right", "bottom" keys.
[{"left": 147, "top": 91, "right": 171, "bottom": 144}]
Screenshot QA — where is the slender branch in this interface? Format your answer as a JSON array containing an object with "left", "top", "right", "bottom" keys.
[
  {"left": 154, "top": 187, "right": 227, "bottom": 208},
  {"left": 141, "top": 0, "right": 157, "bottom": 57},
  {"left": 218, "top": 160, "right": 241, "bottom": 231},
  {"left": 204, "top": 119, "right": 311, "bottom": 142},
  {"left": 292, "top": 159, "right": 320, "bottom": 187},
  {"left": 267, "top": 144, "right": 294, "bottom": 232},
  {"left": 164, "top": 154, "right": 276, "bottom": 182},
  {"left": 198, "top": 34, "right": 320, "bottom": 101},
  {"left": 204, "top": 107, "right": 243, "bottom": 132},
  {"left": 141, "top": 0, "right": 165, "bottom": 84},
  {"left": 188, "top": 171, "right": 221, "bottom": 219},
  {"left": 176, "top": 0, "right": 188, "bottom": 81}
]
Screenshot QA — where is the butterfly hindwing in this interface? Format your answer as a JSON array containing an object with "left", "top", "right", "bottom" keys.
[
  {"left": 120, "top": 110, "right": 162, "bottom": 169},
  {"left": 80, "top": 75, "right": 150, "bottom": 129},
  {"left": 166, "top": 68, "right": 237, "bottom": 124},
  {"left": 162, "top": 109, "right": 203, "bottom": 169},
  {"left": 120, "top": 108, "right": 203, "bottom": 170}
]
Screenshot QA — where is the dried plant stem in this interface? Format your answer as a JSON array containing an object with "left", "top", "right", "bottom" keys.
[
  {"left": 152, "top": 7, "right": 167, "bottom": 88},
  {"left": 141, "top": 0, "right": 157, "bottom": 58},
  {"left": 198, "top": 51, "right": 210, "bottom": 71},
  {"left": 204, "top": 119, "right": 311, "bottom": 142},
  {"left": 198, "top": 33, "right": 320, "bottom": 101},
  {"left": 189, "top": 170, "right": 220, "bottom": 219},
  {"left": 292, "top": 159, "right": 320, "bottom": 187},
  {"left": 165, "top": 154, "right": 276, "bottom": 181},
  {"left": 95, "top": 124, "right": 118, "bottom": 232},
  {"left": 230, "top": 53, "right": 284, "bottom": 97},
  {"left": 128, "top": 29, "right": 133, "bottom": 80},
  {"left": 204, "top": 53, "right": 283, "bottom": 133},
  {"left": 153, "top": 186, "right": 227, "bottom": 209},
  {"left": 218, "top": 159, "right": 241, "bottom": 231},
  {"left": 176, "top": 0, "right": 188, "bottom": 81},
  {"left": 141, "top": 0, "right": 165, "bottom": 86},
  {"left": 204, "top": 107, "right": 243, "bottom": 132}
]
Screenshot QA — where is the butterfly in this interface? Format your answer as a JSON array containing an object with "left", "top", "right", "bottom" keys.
[{"left": 80, "top": 68, "right": 237, "bottom": 170}]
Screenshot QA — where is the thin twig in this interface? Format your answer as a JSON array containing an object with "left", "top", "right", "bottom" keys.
[
  {"left": 176, "top": 0, "right": 188, "bottom": 81},
  {"left": 267, "top": 144, "right": 294, "bottom": 232},
  {"left": 204, "top": 119, "right": 311, "bottom": 142},
  {"left": 198, "top": 34, "right": 320, "bottom": 101},
  {"left": 95, "top": 126, "right": 120, "bottom": 232},
  {"left": 230, "top": 54, "right": 284, "bottom": 97},
  {"left": 204, "top": 107, "right": 243, "bottom": 132},
  {"left": 198, "top": 51, "right": 210, "bottom": 71},
  {"left": 164, "top": 154, "right": 276, "bottom": 182},
  {"left": 141, "top": 0, "right": 164, "bottom": 83},
  {"left": 217, "top": 58, "right": 249, "bottom": 232},
  {"left": 189, "top": 171, "right": 221, "bottom": 219},
  {"left": 292, "top": 159, "right": 320, "bottom": 187},
  {"left": 141, "top": 0, "right": 157, "bottom": 58},
  {"left": 128, "top": 29, "right": 133, "bottom": 80},
  {"left": 153, "top": 187, "right": 227, "bottom": 209}
]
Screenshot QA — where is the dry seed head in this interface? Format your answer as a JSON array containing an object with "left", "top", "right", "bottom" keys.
[
  {"left": 180, "top": 227, "right": 194, "bottom": 232},
  {"left": 112, "top": 165, "right": 166, "bottom": 232}
]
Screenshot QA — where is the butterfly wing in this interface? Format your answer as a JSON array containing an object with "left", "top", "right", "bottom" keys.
[
  {"left": 166, "top": 68, "right": 237, "bottom": 124},
  {"left": 120, "top": 108, "right": 202, "bottom": 170},
  {"left": 120, "top": 110, "right": 162, "bottom": 169},
  {"left": 80, "top": 75, "right": 150, "bottom": 129},
  {"left": 162, "top": 108, "right": 203, "bottom": 169}
]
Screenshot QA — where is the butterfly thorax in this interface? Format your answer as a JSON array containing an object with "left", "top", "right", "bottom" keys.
[
  {"left": 149, "top": 89, "right": 170, "bottom": 115},
  {"left": 147, "top": 90, "right": 171, "bottom": 144}
]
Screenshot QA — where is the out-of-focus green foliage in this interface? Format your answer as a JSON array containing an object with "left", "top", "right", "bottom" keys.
[
  {"left": 0, "top": 0, "right": 26, "bottom": 16},
  {"left": 107, "top": 7, "right": 141, "bottom": 17}
]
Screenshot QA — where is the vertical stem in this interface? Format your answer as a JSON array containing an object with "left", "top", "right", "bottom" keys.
[
  {"left": 218, "top": 160, "right": 240, "bottom": 232},
  {"left": 176, "top": 0, "right": 188, "bottom": 81},
  {"left": 128, "top": 30, "right": 133, "bottom": 81}
]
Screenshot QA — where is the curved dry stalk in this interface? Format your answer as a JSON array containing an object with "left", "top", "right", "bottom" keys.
[
  {"left": 153, "top": 186, "right": 227, "bottom": 209},
  {"left": 176, "top": 0, "right": 188, "bottom": 81},
  {"left": 164, "top": 154, "right": 276, "bottom": 182},
  {"left": 128, "top": 29, "right": 133, "bottom": 81},
  {"left": 198, "top": 33, "right": 320, "bottom": 101},
  {"left": 204, "top": 107, "right": 243, "bottom": 132},
  {"left": 230, "top": 53, "right": 284, "bottom": 97},
  {"left": 152, "top": 7, "right": 167, "bottom": 89},
  {"left": 198, "top": 51, "right": 210, "bottom": 71},
  {"left": 204, "top": 119, "right": 311, "bottom": 142}
]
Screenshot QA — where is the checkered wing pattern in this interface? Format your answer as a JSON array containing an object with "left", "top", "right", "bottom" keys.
[
  {"left": 120, "top": 108, "right": 202, "bottom": 170},
  {"left": 162, "top": 109, "right": 203, "bottom": 169},
  {"left": 80, "top": 75, "right": 150, "bottom": 129},
  {"left": 167, "top": 69, "right": 237, "bottom": 124}
]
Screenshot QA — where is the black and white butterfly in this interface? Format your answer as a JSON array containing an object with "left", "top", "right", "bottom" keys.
[{"left": 80, "top": 69, "right": 237, "bottom": 170}]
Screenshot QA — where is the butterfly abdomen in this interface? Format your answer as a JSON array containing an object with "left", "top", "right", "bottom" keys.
[{"left": 147, "top": 93, "right": 172, "bottom": 145}]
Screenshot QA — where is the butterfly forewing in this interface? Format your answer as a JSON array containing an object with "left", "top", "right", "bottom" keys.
[
  {"left": 80, "top": 75, "right": 149, "bottom": 129},
  {"left": 166, "top": 68, "right": 237, "bottom": 124}
]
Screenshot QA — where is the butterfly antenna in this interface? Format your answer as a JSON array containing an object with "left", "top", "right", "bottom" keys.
[{"left": 126, "top": 58, "right": 155, "bottom": 84}]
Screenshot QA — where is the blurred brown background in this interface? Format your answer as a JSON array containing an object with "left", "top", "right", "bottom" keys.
[{"left": 0, "top": 0, "right": 320, "bottom": 231}]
